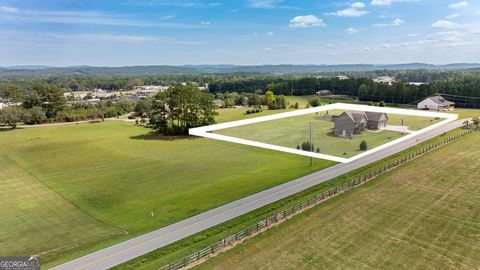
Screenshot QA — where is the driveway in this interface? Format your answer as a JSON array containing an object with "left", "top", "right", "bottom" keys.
[{"left": 384, "top": 125, "right": 415, "bottom": 134}]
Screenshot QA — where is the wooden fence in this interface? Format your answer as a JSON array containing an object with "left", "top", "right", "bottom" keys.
[{"left": 158, "top": 128, "right": 477, "bottom": 270}]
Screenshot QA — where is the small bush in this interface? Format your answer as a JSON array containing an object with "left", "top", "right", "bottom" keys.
[{"left": 360, "top": 140, "right": 368, "bottom": 150}]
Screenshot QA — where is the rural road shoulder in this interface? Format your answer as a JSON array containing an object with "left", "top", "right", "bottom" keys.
[{"left": 51, "top": 120, "right": 465, "bottom": 270}]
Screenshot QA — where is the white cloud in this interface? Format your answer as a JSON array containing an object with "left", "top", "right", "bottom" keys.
[
  {"left": 42, "top": 33, "right": 162, "bottom": 43},
  {"left": 351, "top": 2, "right": 366, "bottom": 8},
  {"left": 392, "top": 18, "right": 404, "bottom": 25},
  {"left": 289, "top": 15, "right": 326, "bottom": 28},
  {"left": 431, "top": 20, "right": 460, "bottom": 29},
  {"left": 0, "top": 7, "right": 198, "bottom": 29},
  {"left": 267, "top": 31, "right": 274, "bottom": 36},
  {"left": 371, "top": 0, "right": 392, "bottom": 6},
  {"left": 373, "top": 18, "right": 404, "bottom": 27},
  {"left": 446, "top": 13, "right": 460, "bottom": 19},
  {"left": 370, "top": 0, "right": 422, "bottom": 6},
  {"left": 449, "top": 1, "right": 468, "bottom": 9},
  {"left": 263, "top": 47, "right": 273, "bottom": 51},
  {"left": 427, "top": 31, "right": 465, "bottom": 42},
  {"left": 0, "top": 6, "right": 18, "bottom": 13},
  {"left": 200, "top": 21, "right": 211, "bottom": 25},
  {"left": 327, "top": 2, "right": 369, "bottom": 17},
  {"left": 346, "top": 27, "right": 360, "bottom": 34},
  {"left": 327, "top": 8, "right": 369, "bottom": 17}
]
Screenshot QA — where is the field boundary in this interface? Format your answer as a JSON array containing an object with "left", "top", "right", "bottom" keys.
[
  {"left": 160, "top": 127, "right": 477, "bottom": 270},
  {"left": 189, "top": 103, "right": 458, "bottom": 163}
]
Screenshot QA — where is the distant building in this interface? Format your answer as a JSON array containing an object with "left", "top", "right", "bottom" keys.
[
  {"left": 337, "top": 75, "right": 349, "bottom": 80},
  {"left": 212, "top": 99, "right": 225, "bottom": 108},
  {"left": 417, "top": 95, "right": 455, "bottom": 111},
  {"left": 135, "top": 85, "right": 168, "bottom": 96},
  {"left": 373, "top": 76, "right": 395, "bottom": 85},
  {"left": 315, "top": 90, "right": 332, "bottom": 96},
  {"left": 333, "top": 111, "right": 388, "bottom": 137},
  {"left": 408, "top": 82, "right": 426, "bottom": 86}
]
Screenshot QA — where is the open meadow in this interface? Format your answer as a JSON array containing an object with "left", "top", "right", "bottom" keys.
[
  {"left": 0, "top": 96, "right": 477, "bottom": 267},
  {"left": 197, "top": 132, "right": 480, "bottom": 270},
  {"left": 215, "top": 109, "right": 442, "bottom": 158},
  {"left": 0, "top": 107, "right": 335, "bottom": 265}
]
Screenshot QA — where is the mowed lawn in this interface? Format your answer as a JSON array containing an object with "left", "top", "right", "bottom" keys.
[
  {"left": 216, "top": 109, "right": 441, "bottom": 157},
  {"left": 197, "top": 132, "right": 480, "bottom": 270},
  {"left": 0, "top": 120, "right": 334, "bottom": 265}
]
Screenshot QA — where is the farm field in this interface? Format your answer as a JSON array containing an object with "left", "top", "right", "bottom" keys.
[
  {"left": 197, "top": 132, "right": 480, "bottom": 270},
  {"left": 0, "top": 119, "right": 334, "bottom": 265},
  {"left": 215, "top": 109, "right": 442, "bottom": 158}
]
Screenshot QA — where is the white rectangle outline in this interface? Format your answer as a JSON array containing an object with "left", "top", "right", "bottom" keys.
[{"left": 189, "top": 103, "right": 458, "bottom": 163}]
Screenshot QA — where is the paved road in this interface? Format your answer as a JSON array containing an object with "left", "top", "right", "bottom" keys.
[{"left": 51, "top": 120, "right": 465, "bottom": 270}]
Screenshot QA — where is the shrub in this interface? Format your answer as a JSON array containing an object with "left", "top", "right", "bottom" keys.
[
  {"left": 300, "top": 141, "right": 314, "bottom": 152},
  {"left": 378, "top": 101, "right": 386, "bottom": 107},
  {"left": 308, "top": 97, "right": 321, "bottom": 107},
  {"left": 360, "top": 140, "right": 368, "bottom": 150}
]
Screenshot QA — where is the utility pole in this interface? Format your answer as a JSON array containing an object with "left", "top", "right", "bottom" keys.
[{"left": 309, "top": 121, "right": 313, "bottom": 166}]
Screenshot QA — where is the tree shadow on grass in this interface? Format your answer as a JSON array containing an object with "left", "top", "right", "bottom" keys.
[
  {"left": 0, "top": 127, "right": 24, "bottom": 132},
  {"left": 129, "top": 132, "right": 199, "bottom": 141}
]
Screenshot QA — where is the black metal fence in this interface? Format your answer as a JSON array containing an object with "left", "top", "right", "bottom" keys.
[{"left": 158, "top": 128, "right": 477, "bottom": 270}]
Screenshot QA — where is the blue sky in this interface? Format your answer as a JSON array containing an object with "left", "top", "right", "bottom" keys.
[{"left": 0, "top": 0, "right": 479, "bottom": 66}]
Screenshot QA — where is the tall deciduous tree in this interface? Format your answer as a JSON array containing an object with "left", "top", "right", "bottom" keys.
[
  {"left": 264, "top": 90, "right": 276, "bottom": 109},
  {"left": 127, "top": 78, "right": 143, "bottom": 90},
  {"left": 31, "top": 83, "right": 66, "bottom": 118},
  {"left": 0, "top": 106, "right": 25, "bottom": 129},
  {"left": 1, "top": 84, "right": 26, "bottom": 103},
  {"left": 149, "top": 85, "right": 217, "bottom": 135},
  {"left": 97, "top": 101, "right": 107, "bottom": 121}
]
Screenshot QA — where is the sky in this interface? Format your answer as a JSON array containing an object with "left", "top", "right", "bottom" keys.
[{"left": 0, "top": 0, "right": 479, "bottom": 66}]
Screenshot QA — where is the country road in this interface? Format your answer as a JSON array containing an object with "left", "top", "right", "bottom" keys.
[{"left": 51, "top": 119, "right": 466, "bottom": 270}]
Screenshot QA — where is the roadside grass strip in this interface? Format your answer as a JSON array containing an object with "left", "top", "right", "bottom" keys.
[{"left": 161, "top": 128, "right": 476, "bottom": 270}]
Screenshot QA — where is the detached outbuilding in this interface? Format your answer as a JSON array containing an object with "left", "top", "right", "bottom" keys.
[
  {"left": 417, "top": 95, "right": 455, "bottom": 111},
  {"left": 315, "top": 90, "right": 332, "bottom": 96}
]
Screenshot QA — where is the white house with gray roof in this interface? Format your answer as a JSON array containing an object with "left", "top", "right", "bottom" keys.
[{"left": 417, "top": 95, "right": 454, "bottom": 111}]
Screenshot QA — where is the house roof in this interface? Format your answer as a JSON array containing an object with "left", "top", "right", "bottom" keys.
[
  {"left": 339, "top": 111, "right": 387, "bottom": 124},
  {"left": 365, "top": 111, "right": 388, "bottom": 122},
  {"left": 426, "top": 95, "right": 455, "bottom": 106},
  {"left": 342, "top": 111, "right": 367, "bottom": 123}
]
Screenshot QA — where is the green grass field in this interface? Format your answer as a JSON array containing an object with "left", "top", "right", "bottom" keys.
[
  {"left": 0, "top": 116, "right": 334, "bottom": 265},
  {"left": 0, "top": 95, "right": 477, "bottom": 267},
  {"left": 215, "top": 110, "right": 441, "bottom": 157},
  {"left": 197, "top": 132, "right": 480, "bottom": 270}
]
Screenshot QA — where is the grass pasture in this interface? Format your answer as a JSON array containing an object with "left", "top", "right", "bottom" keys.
[
  {"left": 197, "top": 131, "right": 480, "bottom": 270},
  {"left": 0, "top": 120, "right": 334, "bottom": 266},
  {"left": 215, "top": 109, "right": 441, "bottom": 158}
]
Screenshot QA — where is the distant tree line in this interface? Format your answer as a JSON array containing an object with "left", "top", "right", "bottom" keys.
[{"left": 209, "top": 76, "right": 480, "bottom": 107}]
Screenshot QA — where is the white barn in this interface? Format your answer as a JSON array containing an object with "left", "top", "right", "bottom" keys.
[{"left": 417, "top": 95, "right": 455, "bottom": 111}]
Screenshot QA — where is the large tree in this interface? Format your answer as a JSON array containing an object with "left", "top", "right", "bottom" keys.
[
  {"left": 1, "top": 84, "right": 25, "bottom": 104},
  {"left": 149, "top": 85, "right": 217, "bottom": 135},
  {"left": 0, "top": 106, "right": 25, "bottom": 129},
  {"left": 31, "top": 83, "right": 66, "bottom": 118}
]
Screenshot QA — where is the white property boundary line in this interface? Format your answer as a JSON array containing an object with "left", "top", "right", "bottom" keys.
[{"left": 189, "top": 103, "right": 458, "bottom": 163}]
